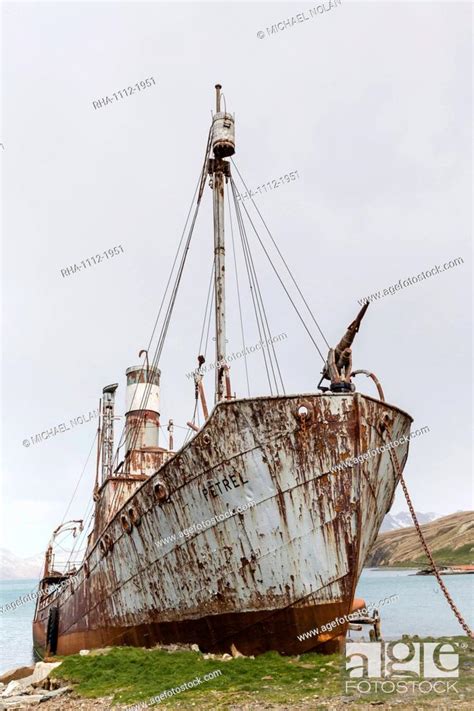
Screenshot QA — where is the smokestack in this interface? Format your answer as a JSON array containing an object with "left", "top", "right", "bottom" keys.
[{"left": 124, "top": 365, "right": 161, "bottom": 476}]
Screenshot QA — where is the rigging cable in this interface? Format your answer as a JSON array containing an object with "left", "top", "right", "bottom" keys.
[
  {"left": 107, "top": 147, "right": 211, "bottom": 517},
  {"left": 203, "top": 278, "right": 214, "bottom": 363},
  {"left": 111, "top": 169, "right": 203, "bottom": 473},
  {"left": 198, "top": 260, "right": 215, "bottom": 357},
  {"left": 231, "top": 180, "right": 285, "bottom": 394},
  {"left": 382, "top": 424, "right": 473, "bottom": 638},
  {"left": 112, "top": 119, "right": 214, "bottom": 472},
  {"left": 60, "top": 430, "right": 98, "bottom": 525},
  {"left": 232, "top": 174, "right": 326, "bottom": 363},
  {"left": 227, "top": 184, "right": 251, "bottom": 397},
  {"left": 67, "top": 498, "right": 95, "bottom": 557},
  {"left": 123, "top": 121, "right": 214, "bottom": 461},
  {"left": 233, "top": 184, "right": 277, "bottom": 393},
  {"left": 231, "top": 165, "right": 328, "bottom": 362},
  {"left": 233, "top": 186, "right": 274, "bottom": 394}
]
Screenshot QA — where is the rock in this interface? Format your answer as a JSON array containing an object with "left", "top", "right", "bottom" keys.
[
  {"left": 150, "top": 642, "right": 189, "bottom": 653},
  {"left": 79, "top": 650, "right": 90, "bottom": 656},
  {"left": 89, "top": 648, "right": 113, "bottom": 656},
  {"left": 230, "top": 644, "right": 245, "bottom": 658},
  {"left": 1, "top": 696, "right": 44, "bottom": 707},
  {"left": 221, "top": 653, "right": 233, "bottom": 661},
  {"left": 2, "top": 677, "right": 37, "bottom": 695},
  {"left": 0, "top": 668, "right": 35, "bottom": 685},
  {"left": 190, "top": 644, "right": 200, "bottom": 652},
  {"left": 1, "top": 682, "right": 23, "bottom": 698},
  {"left": 36, "top": 678, "right": 60, "bottom": 691},
  {"left": 29, "top": 663, "right": 62, "bottom": 686},
  {"left": 203, "top": 653, "right": 217, "bottom": 660},
  {"left": 261, "top": 675, "right": 273, "bottom": 680},
  {"left": 39, "top": 686, "right": 72, "bottom": 701}
]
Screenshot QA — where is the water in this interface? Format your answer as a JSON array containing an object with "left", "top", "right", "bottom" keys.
[
  {"left": 0, "top": 579, "right": 39, "bottom": 675},
  {"left": 354, "top": 568, "right": 474, "bottom": 639},
  {"left": 1, "top": 570, "right": 473, "bottom": 674}
]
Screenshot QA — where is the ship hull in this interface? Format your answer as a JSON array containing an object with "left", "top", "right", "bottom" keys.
[{"left": 33, "top": 392, "right": 412, "bottom": 656}]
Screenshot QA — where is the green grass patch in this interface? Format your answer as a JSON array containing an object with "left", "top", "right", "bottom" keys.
[
  {"left": 383, "top": 546, "right": 473, "bottom": 567},
  {"left": 51, "top": 636, "right": 473, "bottom": 708},
  {"left": 51, "top": 646, "right": 341, "bottom": 708}
]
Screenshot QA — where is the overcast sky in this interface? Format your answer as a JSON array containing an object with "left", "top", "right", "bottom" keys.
[{"left": 1, "top": 1, "right": 472, "bottom": 559}]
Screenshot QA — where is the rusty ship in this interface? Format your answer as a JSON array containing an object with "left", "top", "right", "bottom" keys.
[{"left": 33, "top": 85, "right": 413, "bottom": 658}]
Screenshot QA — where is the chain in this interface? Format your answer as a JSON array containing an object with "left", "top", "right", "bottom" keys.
[{"left": 381, "top": 423, "right": 473, "bottom": 638}]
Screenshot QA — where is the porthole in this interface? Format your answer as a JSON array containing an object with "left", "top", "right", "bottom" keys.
[
  {"left": 129, "top": 506, "right": 141, "bottom": 527},
  {"left": 154, "top": 481, "right": 169, "bottom": 503},
  {"left": 121, "top": 514, "right": 133, "bottom": 534}
]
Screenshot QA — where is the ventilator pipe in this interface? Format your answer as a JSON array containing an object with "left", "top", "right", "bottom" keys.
[{"left": 351, "top": 369, "right": 385, "bottom": 401}]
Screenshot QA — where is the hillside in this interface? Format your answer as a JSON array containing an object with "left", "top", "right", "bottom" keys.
[
  {"left": 0, "top": 548, "right": 44, "bottom": 580},
  {"left": 367, "top": 511, "right": 474, "bottom": 567}
]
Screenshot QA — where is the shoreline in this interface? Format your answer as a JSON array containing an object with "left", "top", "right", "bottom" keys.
[{"left": 2, "top": 637, "right": 472, "bottom": 710}]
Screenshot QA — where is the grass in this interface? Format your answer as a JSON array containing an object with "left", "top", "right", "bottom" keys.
[
  {"left": 51, "top": 646, "right": 340, "bottom": 708},
  {"left": 51, "top": 636, "right": 474, "bottom": 708},
  {"left": 386, "top": 545, "right": 473, "bottom": 567}
]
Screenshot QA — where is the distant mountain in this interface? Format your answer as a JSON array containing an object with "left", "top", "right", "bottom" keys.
[
  {"left": 367, "top": 511, "right": 474, "bottom": 567},
  {"left": 380, "top": 511, "right": 440, "bottom": 533},
  {"left": 0, "top": 548, "right": 44, "bottom": 580}
]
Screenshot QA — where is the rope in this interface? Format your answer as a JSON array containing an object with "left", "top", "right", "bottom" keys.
[
  {"left": 231, "top": 160, "right": 330, "bottom": 351},
  {"left": 382, "top": 425, "right": 473, "bottom": 638},
  {"left": 106, "top": 146, "right": 210, "bottom": 517},
  {"left": 198, "top": 261, "right": 215, "bottom": 357},
  {"left": 232, "top": 183, "right": 285, "bottom": 394},
  {"left": 125, "top": 126, "right": 213, "bottom": 456},
  {"left": 232, "top": 184, "right": 275, "bottom": 394},
  {"left": 112, "top": 122, "right": 213, "bottom": 474},
  {"left": 60, "top": 431, "right": 97, "bottom": 525},
  {"left": 227, "top": 186, "right": 250, "bottom": 397},
  {"left": 203, "top": 278, "right": 214, "bottom": 363},
  {"left": 118, "top": 173, "right": 204, "bottom": 463},
  {"left": 231, "top": 177, "right": 327, "bottom": 363},
  {"left": 108, "top": 197, "right": 201, "bottom": 517}
]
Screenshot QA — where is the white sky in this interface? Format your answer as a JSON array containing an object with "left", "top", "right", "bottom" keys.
[{"left": 1, "top": 1, "right": 472, "bottom": 558}]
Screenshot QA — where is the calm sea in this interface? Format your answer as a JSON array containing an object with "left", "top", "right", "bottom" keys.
[
  {"left": 1, "top": 569, "right": 473, "bottom": 674},
  {"left": 0, "top": 579, "right": 40, "bottom": 674}
]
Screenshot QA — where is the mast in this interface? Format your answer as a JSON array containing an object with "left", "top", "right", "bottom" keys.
[
  {"left": 93, "top": 397, "right": 102, "bottom": 498},
  {"left": 209, "top": 84, "right": 235, "bottom": 401},
  {"left": 101, "top": 383, "right": 118, "bottom": 482}
]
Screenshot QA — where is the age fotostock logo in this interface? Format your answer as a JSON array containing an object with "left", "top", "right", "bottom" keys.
[{"left": 345, "top": 641, "right": 460, "bottom": 695}]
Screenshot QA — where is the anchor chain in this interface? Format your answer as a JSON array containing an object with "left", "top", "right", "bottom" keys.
[{"left": 381, "top": 423, "right": 473, "bottom": 638}]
